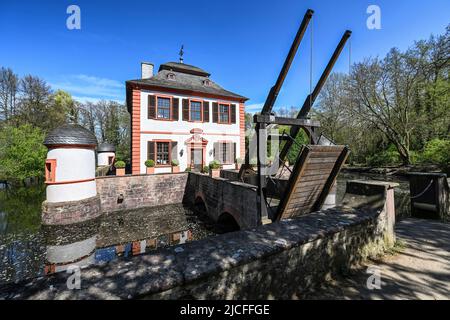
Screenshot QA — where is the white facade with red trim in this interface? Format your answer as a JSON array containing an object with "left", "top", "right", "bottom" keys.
[{"left": 127, "top": 61, "right": 248, "bottom": 175}]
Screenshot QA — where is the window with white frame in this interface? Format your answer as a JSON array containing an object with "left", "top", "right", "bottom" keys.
[
  {"left": 219, "top": 104, "right": 229, "bottom": 123},
  {"left": 156, "top": 142, "right": 170, "bottom": 165},
  {"left": 190, "top": 101, "right": 202, "bottom": 121},
  {"left": 157, "top": 97, "right": 170, "bottom": 119}
]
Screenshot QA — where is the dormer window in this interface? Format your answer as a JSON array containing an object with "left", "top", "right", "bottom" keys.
[
  {"left": 203, "top": 79, "right": 211, "bottom": 86},
  {"left": 167, "top": 73, "right": 176, "bottom": 80}
]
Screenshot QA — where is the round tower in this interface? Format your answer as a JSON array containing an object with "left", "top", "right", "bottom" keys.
[
  {"left": 97, "top": 142, "right": 116, "bottom": 167},
  {"left": 42, "top": 124, "right": 101, "bottom": 225}
]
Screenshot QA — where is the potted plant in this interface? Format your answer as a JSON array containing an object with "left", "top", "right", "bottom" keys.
[
  {"left": 202, "top": 166, "right": 209, "bottom": 174},
  {"left": 209, "top": 160, "right": 221, "bottom": 178},
  {"left": 235, "top": 157, "right": 243, "bottom": 170},
  {"left": 145, "top": 159, "right": 155, "bottom": 174},
  {"left": 115, "top": 160, "right": 126, "bottom": 176},
  {"left": 171, "top": 159, "right": 180, "bottom": 173},
  {"left": 185, "top": 167, "right": 192, "bottom": 172}
]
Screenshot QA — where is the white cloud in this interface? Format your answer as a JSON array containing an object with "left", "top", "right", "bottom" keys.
[
  {"left": 50, "top": 74, "right": 125, "bottom": 103},
  {"left": 245, "top": 103, "right": 263, "bottom": 114},
  {"left": 72, "top": 96, "right": 124, "bottom": 104}
]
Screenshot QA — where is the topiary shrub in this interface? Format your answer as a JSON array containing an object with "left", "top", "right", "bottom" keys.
[
  {"left": 171, "top": 159, "right": 179, "bottom": 166},
  {"left": 202, "top": 166, "right": 210, "bottom": 174},
  {"left": 115, "top": 160, "right": 126, "bottom": 168},
  {"left": 209, "top": 160, "right": 221, "bottom": 170},
  {"left": 145, "top": 159, "right": 155, "bottom": 167}
]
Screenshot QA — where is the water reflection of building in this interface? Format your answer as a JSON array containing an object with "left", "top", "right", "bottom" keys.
[
  {"left": 43, "top": 204, "right": 193, "bottom": 274},
  {"left": 43, "top": 219, "right": 99, "bottom": 274}
]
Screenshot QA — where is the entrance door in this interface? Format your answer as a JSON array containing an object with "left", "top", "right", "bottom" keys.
[{"left": 191, "top": 148, "right": 203, "bottom": 172}]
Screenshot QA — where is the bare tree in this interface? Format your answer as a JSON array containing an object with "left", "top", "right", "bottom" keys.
[
  {"left": 18, "top": 75, "right": 53, "bottom": 130},
  {"left": 0, "top": 67, "right": 19, "bottom": 123},
  {"left": 346, "top": 49, "right": 422, "bottom": 165}
]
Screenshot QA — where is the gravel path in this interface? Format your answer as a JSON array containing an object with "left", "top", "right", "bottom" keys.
[{"left": 304, "top": 218, "right": 450, "bottom": 300}]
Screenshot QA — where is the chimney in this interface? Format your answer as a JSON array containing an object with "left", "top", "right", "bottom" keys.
[{"left": 141, "top": 62, "right": 154, "bottom": 79}]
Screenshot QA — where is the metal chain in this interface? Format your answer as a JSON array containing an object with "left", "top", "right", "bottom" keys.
[
  {"left": 349, "top": 36, "right": 352, "bottom": 74},
  {"left": 410, "top": 180, "right": 434, "bottom": 199},
  {"left": 309, "top": 15, "right": 313, "bottom": 111}
]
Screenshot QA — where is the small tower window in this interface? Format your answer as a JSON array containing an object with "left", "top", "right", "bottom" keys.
[
  {"left": 45, "top": 159, "right": 57, "bottom": 183},
  {"left": 167, "top": 73, "right": 176, "bottom": 80},
  {"left": 203, "top": 79, "right": 211, "bottom": 86}
]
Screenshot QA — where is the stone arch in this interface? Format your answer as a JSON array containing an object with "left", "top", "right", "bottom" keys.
[
  {"left": 217, "top": 212, "right": 240, "bottom": 233},
  {"left": 194, "top": 194, "right": 208, "bottom": 215}
]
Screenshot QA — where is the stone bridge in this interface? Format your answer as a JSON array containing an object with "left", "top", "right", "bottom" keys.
[{"left": 183, "top": 172, "right": 260, "bottom": 229}]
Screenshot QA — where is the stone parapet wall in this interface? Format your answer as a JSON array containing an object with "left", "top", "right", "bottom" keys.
[
  {"left": 96, "top": 173, "right": 188, "bottom": 213},
  {"left": 6, "top": 181, "right": 397, "bottom": 300},
  {"left": 41, "top": 195, "right": 101, "bottom": 225}
]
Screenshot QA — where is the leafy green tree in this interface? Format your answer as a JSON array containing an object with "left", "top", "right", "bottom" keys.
[
  {"left": 0, "top": 124, "right": 47, "bottom": 182},
  {"left": 51, "top": 90, "right": 75, "bottom": 127}
]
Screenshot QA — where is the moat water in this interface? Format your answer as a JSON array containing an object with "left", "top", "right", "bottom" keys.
[{"left": 0, "top": 172, "right": 410, "bottom": 286}]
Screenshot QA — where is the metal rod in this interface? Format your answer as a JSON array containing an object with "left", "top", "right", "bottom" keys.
[
  {"left": 239, "top": 9, "right": 314, "bottom": 181},
  {"left": 261, "top": 9, "right": 314, "bottom": 114},
  {"left": 278, "top": 30, "right": 352, "bottom": 163}
]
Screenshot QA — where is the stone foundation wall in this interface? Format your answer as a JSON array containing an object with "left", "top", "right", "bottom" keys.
[
  {"left": 41, "top": 195, "right": 101, "bottom": 225},
  {"left": 96, "top": 173, "right": 188, "bottom": 213}
]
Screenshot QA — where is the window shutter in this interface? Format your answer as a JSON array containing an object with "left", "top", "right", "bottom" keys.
[
  {"left": 172, "top": 98, "right": 179, "bottom": 121},
  {"left": 148, "top": 96, "right": 156, "bottom": 119},
  {"left": 171, "top": 141, "right": 178, "bottom": 162},
  {"left": 148, "top": 141, "right": 155, "bottom": 161},
  {"left": 182, "top": 99, "right": 189, "bottom": 121},
  {"left": 226, "top": 143, "right": 232, "bottom": 164},
  {"left": 213, "top": 142, "right": 219, "bottom": 161},
  {"left": 203, "top": 101, "right": 210, "bottom": 122},
  {"left": 230, "top": 104, "right": 236, "bottom": 124},
  {"left": 212, "top": 102, "right": 219, "bottom": 123},
  {"left": 232, "top": 142, "right": 236, "bottom": 163}
]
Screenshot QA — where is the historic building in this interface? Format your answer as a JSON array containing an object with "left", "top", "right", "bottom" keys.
[{"left": 126, "top": 59, "right": 248, "bottom": 174}]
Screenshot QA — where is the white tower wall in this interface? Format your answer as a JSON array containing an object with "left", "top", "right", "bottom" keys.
[
  {"left": 97, "top": 152, "right": 115, "bottom": 166},
  {"left": 46, "top": 148, "right": 97, "bottom": 203}
]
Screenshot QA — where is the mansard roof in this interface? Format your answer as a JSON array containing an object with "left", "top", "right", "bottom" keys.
[{"left": 126, "top": 62, "right": 248, "bottom": 112}]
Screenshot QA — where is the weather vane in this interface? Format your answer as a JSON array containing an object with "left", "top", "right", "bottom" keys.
[{"left": 179, "top": 45, "right": 184, "bottom": 63}]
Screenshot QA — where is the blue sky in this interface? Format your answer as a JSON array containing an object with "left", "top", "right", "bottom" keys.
[{"left": 0, "top": 0, "right": 448, "bottom": 112}]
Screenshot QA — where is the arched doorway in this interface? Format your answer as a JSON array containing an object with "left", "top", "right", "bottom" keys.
[{"left": 216, "top": 212, "right": 240, "bottom": 233}]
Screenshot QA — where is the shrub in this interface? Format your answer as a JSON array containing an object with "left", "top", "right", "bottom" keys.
[
  {"left": 145, "top": 159, "right": 155, "bottom": 167},
  {"left": 421, "top": 139, "right": 450, "bottom": 167},
  {"left": 0, "top": 124, "right": 47, "bottom": 182},
  {"left": 171, "top": 159, "right": 179, "bottom": 166},
  {"left": 115, "top": 160, "right": 126, "bottom": 168},
  {"left": 366, "top": 145, "right": 400, "bottom": 167},
  {"left": 209, "top": 160, "right": 221, "bottom": 170},
  {"left": 185, "top": 167, "right": 192, "bottom": 172},
  {"left": 202, "top": 166, "right": 210, "bottom": 174}
]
